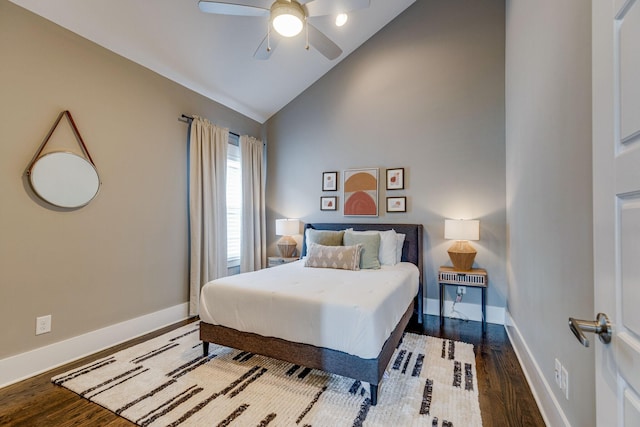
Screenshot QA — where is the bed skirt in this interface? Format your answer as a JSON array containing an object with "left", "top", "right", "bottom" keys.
[{"left": 199, "top": 299, "right": 415, "bottom": 405}]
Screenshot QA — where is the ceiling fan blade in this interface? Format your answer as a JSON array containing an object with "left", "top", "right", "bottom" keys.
[
  {"left": 198, "top": 0, "right": 269, "bottom": 17},
  {"left": 253, "top": 33, "right": 281, "bottom": 60},
  {"left": 307, "top": 23, "right": 342, "bottom": 60},
  {"left": 304, "top": 0, "right": 370, "bottom": 17}
]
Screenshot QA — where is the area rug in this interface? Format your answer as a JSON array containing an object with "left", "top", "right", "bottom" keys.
[{"left": 52, "top": 323, "right": 482, "bottom": 426}]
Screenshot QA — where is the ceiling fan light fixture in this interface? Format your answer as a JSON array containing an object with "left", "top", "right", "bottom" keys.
[
  {"left": 271, "top": 0, "right": 305, "bottom": 37},
  {"left": 335, "top": 13, "right": 348, "bottom": 27}
]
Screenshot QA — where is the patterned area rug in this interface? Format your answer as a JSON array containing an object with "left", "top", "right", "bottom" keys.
[{"left": 52, "top": 323, "right": 482, "bottom": 426}]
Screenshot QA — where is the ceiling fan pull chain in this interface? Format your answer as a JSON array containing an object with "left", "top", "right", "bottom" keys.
[
  {"left": 267, "top": 22, "right": 272, "bottom": 52},
  {"left": 305, "top": 17, "right": 309, "bottom": 50}
]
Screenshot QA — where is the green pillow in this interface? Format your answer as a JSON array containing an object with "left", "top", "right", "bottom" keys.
[
  {"left": 306, "top": 229, "right": 344, "bottom": 246},
  {"left": 343, "top": 231, "right": 381, "bottom": 269}
]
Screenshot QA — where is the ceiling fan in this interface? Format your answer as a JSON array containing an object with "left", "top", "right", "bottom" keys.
[{"left": 198, "top": 0, "right": 370, "bottom": 60}]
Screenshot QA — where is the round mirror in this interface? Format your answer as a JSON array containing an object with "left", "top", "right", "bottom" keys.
[{"left": 29, "top": 151, "right": 100, "bottom": 208}]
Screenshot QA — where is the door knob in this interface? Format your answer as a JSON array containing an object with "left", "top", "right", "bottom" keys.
[{"left": 568, "top": 313, "right": 612, "bottom": 347}]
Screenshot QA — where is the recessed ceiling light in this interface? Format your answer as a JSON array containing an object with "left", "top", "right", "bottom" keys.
[{"left": 335, "top": 13, "right": 348, "bottom": 27}]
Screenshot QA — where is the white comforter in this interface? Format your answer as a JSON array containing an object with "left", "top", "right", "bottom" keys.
[{"left": 199, "top": 260, "right": 419, "bottom": 359}]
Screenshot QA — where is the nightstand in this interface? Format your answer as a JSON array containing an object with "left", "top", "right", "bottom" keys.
[
  {"left": 268, "top": 256, "right": 299, "bottom": 267},
  {"left": 438, "top": 266, "right": 488, "bottom": 332}
]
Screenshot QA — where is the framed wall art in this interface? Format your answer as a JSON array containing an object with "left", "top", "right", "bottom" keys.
[
  {"left": 386, "top": 196, "right": 407, "bottom": 213},
  {"left": 322, "top": 171, "right": 338, "bottom": 191},
  {"left": 320, "top": 196, "right": 338, "bottom": 211},
  {"left": 386, "top": 168, "right": 404, "bottom": 190},
  {"left": 343, "top": 168, "right": 378, "bottom": 216}
]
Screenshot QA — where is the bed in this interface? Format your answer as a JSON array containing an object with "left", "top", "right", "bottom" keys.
[{"left": 199, "top": 223, "right": 424, "bottom": 405}]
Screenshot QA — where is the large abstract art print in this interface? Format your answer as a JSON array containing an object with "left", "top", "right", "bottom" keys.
[{"left": 343, "top": 168, "right": 378, "bottom": 217}]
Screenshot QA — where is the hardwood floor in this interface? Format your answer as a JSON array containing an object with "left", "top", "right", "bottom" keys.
[{"left": 0, "top": 315, "right": 545, "bottom": 426}]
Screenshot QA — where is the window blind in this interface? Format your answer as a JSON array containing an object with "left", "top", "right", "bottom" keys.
[{"left": 226, "top": 134, "right": 241, "bottom": 267}]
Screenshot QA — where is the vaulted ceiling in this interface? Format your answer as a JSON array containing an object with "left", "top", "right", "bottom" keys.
[{"left": 10, "top": 0, "right": 415, "bottom": 123}]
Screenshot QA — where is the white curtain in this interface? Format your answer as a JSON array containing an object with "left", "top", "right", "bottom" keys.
[
  {"left": 239, "top": 135, "right": 266, "bottom": 272},
  {"left": 188, "top": 116, "right": 228, "bottom": 316}
]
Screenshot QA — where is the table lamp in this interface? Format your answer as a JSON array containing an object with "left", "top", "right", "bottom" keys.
[
  {"left": 444, "top": 219, "right": 480, "bottom": 271},
  {"left": 275, "top": 218, "right": 300, "bottom": 258}
]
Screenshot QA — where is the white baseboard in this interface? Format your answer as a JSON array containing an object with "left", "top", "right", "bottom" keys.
[
  {"left": 425, "top": 297, "right": 505, "bottom": 325},
  {"left": 0, "top": 303, "right": 189, "bottom": 389},
  {"left": 505, "top": 311, "right": 569, "bottom": 427}
]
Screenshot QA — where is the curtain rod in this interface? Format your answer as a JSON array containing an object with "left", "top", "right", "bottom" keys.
[{"left": 179, "top": 114, "right": 240, "bottom": 137}]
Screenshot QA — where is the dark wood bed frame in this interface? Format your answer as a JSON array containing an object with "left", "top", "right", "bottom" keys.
[{"left": 200, "top": 223, "right": 423, "bottom": 405}]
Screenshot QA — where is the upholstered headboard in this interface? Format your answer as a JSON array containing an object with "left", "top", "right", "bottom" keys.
[{"left": 302, "top": 223, "right": 424, "bottom": 318}]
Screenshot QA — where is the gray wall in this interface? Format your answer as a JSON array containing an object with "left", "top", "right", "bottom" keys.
[
  {"left": 0, "top": 1, "right": 261, "bottom": 359},
  {"left": 266, "top": 0, "right": 506, "bottom": 311},
  {"left": 505, "top": 0, "right": 594, "bottom": 425}
]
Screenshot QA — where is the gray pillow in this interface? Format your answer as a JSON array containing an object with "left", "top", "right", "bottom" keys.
[
  {"left": 343, "top": 231, "right": 381, "bottom": 269},
  {"left": 304, "top": 243, "right": 362, "bottom": 270},
  {"left": 306, "top": 229, "right": 345, "bottom": 247}
]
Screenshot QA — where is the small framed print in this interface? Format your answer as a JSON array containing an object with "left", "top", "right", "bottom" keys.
[
  {"left": 321, "top": 196, "right": 338, "bottom": 211},
  {"left": 386, "top": 196, "right": 406, "bottom": 213},
  {"left": 322, "top": 171, "right": 338, "bottom": 191},
  {"left": 386, "top": 168, "right": 405, "bottom": 190}
]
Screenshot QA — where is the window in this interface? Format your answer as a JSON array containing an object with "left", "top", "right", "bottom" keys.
[{"left": 226, "top": 134, "right": 241, "bottom": 268}]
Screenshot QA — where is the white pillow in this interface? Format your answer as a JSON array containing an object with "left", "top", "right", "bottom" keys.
[
  {"left": 346, "top": 228, "right": 397, "bottom": 266},
  {"left": 396, "top": 233, "right": 406, "bottom": 263}
]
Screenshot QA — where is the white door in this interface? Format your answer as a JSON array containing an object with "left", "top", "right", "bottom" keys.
[{"left": 591, "top": 0, "right": 640, "bottom": 425}]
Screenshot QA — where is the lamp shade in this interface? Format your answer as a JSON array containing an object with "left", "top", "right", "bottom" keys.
[
  {"left": 271, "top": 0, "right": 304, "bottom": 37},
  {"left": 275, "top": 218, "right": 300, "bottom": 236},
  {"left": 444, "top": 219, "right": 479, "bottom": 241}
]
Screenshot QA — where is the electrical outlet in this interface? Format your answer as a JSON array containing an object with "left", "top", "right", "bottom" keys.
[
  {"left": 561, "top": 366, "right": 569, "bottom": 400},
  {"left": 554, "top": 358, "right": 562, "bottom": 387},
  {"left": 457, "top": 286, "right": 466, "bottom": 295},
  {"left": 36, "top": 315, "right": 51, "bottom": 335}
]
